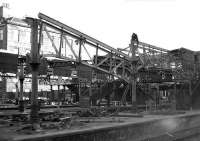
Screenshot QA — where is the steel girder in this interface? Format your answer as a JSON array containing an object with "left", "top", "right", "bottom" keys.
[{"left": 37, "top": 13, "right": 137, "bottom": 83}]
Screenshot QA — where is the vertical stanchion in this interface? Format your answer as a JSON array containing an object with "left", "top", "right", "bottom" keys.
[
  {"left": 19, "top": 74, "right": 24, "bottom": 112},
  {"left": 89, "top": 81, "right": 92, "bottom": 106},
  {"left": 58, "top": 85, "right": 60, "bottom": 103},
  {"left": 130, "top": 33, "right": 138, "bottom": 112},
  {"left": 173, "top": 82, "right": 177, "bottom": 111},
  {"left": 26, "top": 18, "right": 41, "bottom": 128},
  {"left": 189, "top": 80, "right": 192, "bottom": 110},
  {"left": 18, "top": 57, "right": 25, "bottom": 112}
]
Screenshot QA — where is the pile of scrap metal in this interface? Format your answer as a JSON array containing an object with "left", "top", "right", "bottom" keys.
[{"left": 77, "top": 108, "right": 111, "bottom": 117}]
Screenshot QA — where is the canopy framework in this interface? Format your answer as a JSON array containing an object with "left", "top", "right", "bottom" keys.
[{"left": 0, "top": 9, "right": 200, "bottom": 114}]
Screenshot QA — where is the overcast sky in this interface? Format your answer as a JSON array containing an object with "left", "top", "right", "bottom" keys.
[{"left": 2, "top": 0, "right": 200, "bottom": 51}]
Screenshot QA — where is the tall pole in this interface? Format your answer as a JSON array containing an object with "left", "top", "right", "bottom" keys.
[
  {"left": 50, "top": 85, "right": 53, "bottom": 102},
  {"left": 130, "top": 33, "right": 138, "bottom": 112},
  {"left": 19, "top": 63, "right": 24, "bottom": 112},
  {"left": 89, "top": 70, "right": 93, "bottom": 106},
  {"left": 26, "top": 18, "right": 41, "bottom": 126},
  {"left": 173, "top": 82, "right": 177, "bottom": 111},
  {"left": 58, "top": 85, "right": 60, "bottom": 103},
  {"left": 78, "top": 38, "right": 83, "bottom": 106},
  {"left": 78, "top": 38, "right": 82, "bottom": 62},
  {"left": 89, "top": 81, "right": 92, "bottom": 106},
  {"left": 189, "top": 80, "right": 192, "bottom": 110}
]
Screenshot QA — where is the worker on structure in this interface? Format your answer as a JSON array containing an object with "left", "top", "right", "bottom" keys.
[{"left": 131, "top": 33, "right": 139, "bottom": 45}]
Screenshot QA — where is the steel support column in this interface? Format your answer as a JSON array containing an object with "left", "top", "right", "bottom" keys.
[
  {"left": 130, "top": 33, "right": 138, "bottom": 112},
  {"left": 89, "top": 81, "right": 92, "bottom": 106},
  {"left": 173, "top": 82, "right": 177, "bottom": 111},
  {"left": 27, "top": 18, "right": 41, "bottom": 125},
  {"left": 189, "top": 80, "right": 192, "bottom": 110},
  {"left": 78, "top": 39, "right": 82, "bottom": 62},
  {"left": 18, "top": 59, "right": 25, "bottom": 112},
  {"left": 58, "top": 85, "right": 60, "bottom": 102}
]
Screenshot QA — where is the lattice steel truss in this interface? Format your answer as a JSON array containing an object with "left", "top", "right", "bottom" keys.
[{"left": 1, "top": 11, "right": 200, "bottom": 115}]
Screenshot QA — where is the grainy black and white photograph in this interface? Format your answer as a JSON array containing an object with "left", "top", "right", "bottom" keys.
[{"left": 0, "top": 0, "right": 200, "bottom": 140}]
